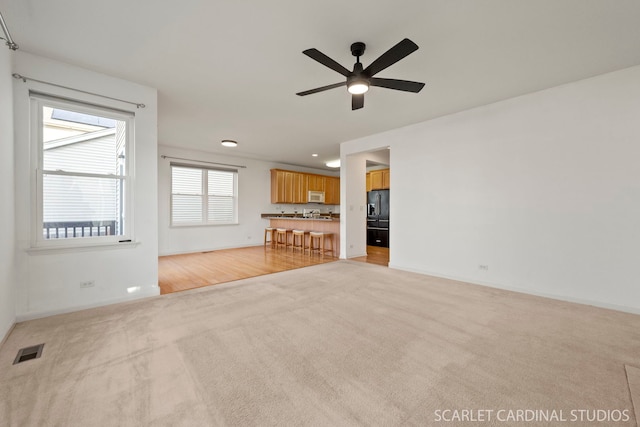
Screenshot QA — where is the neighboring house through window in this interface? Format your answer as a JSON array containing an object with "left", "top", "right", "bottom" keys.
[
  {"left": 171, "top": 164, "right": 238, "bottom": 226},
  {"left": 31, "top": 94, "right": 134, "bottom": 247}
]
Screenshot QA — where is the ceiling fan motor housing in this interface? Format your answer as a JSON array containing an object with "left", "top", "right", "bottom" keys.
[
  {"left": 347, "top": 64, "right": 369, "bottom": 86},
  {"left": 350, "top": 42, "right": 366, "bottom": 58}
]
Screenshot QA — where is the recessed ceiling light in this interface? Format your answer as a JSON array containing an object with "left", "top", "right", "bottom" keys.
[
  {"left": 221, "top": 139, "right": 238, "bottom": 147},
  {"left": 325, "top": 159, "right": 340, "bottom": 168},
  {"left": 312, "top": 153, "right": 318, "bottom": 157}
]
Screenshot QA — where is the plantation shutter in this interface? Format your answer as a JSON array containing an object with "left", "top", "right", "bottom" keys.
[
  {"left": 171, "top": 166, "right": 203, "bottom": 224},
  {"left": 171, "top": 163, "right": 237, "bottom": 225},
  {"left": 207, "top": 170, "right": 235, "bottom": 222}
]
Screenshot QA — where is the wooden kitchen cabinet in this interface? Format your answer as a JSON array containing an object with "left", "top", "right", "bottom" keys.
[
  {"left": 292, "top": 172, "right": 306, "bottom": 204},
  {"left": 271, "top": 169, "right": 338, "bottom": 204},
  {"left": 306, "top": 174, "right": 325, "bottom": 192},
  {"left": 284, "top": 171, "right": 294, "bottom": 202},
  {"left": 271, "top": 170, "right": 306, "bottom": 203},
  {"left": 366, "top": 173, "right": 372, "bottom": 192},
  {"left": 324, "top": 177, "right": 340, "bottom": 205},
  {"left": 370, "top": 171, "right": 383, "bottom": 190},
  {"left": 368, "top": 168, "right": 390, "bottom": 190},
  {"left": 271, "top": 170, "right": 286, "bottom": 203},
  {"left": 382, "top": 169, "right": 390, "bottom": 189}
]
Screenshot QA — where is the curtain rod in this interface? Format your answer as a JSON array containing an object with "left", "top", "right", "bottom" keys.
[
  {"left": 160, "top": 155, "right": 247, "bottom": 169},
  {"left": 0, "top": 10, "right": 18, "bottom": 50},
  {"left": 12, "top": 73, "right": 146, "bottom": 109}
]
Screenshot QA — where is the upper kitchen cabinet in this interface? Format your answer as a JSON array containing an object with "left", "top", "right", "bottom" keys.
[
  {"left": 271, "top": 169, "right": 306, "bottom": 204},
  {"left": 370, "top": 171, "right": 383, "bottom": 190},
  {"left": 324, "top": 176, "right": 340, "bottom": 205},
  {"left": 270, "top": 169, "right": 339, "bottom": 204},
  {"left": 307, "top": 174, "right": 325, "bottom": 192},
  {"left": 292, "top": 172, "right": 306, "bottom": 204},
  {"left": 271, "top": 169, "right": 286, "bottom": 203},
  {"left": 368, "top": 168, "right": 390, "bottom": 190}
]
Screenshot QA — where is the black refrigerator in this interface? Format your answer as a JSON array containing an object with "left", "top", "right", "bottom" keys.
[{"left": 367, "top": 189, "right": 389, "bottom": 247}]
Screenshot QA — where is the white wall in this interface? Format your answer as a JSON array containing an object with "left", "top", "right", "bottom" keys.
[
  {"left": 340, "top": 153, "right": 367, "bottom": 258},
  {"left": 0, "top": 47, "right": 16, "bottom": 342},
  {"left": 342, "top": 65, "right": 640, "bottom": 313},
  {"left": 365, "top": 148, "right": 390, "bottom": 168},
  {"left": 13, "top": 52, "right": 159, "bottom": 320},
  {"left": 158, "top": 145, "right": 338, "bottom": 255}
]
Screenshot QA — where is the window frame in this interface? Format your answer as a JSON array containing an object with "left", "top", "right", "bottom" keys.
[
  {"left": 30, "top": 93, "right": 135, "bottom": 248},
  {"left": 170, "top": 163, "right": 238, "bottom": 227}
]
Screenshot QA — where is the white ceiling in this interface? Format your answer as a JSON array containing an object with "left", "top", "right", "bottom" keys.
[{"left": 3, "top": 0, "right": 640, "bottom": 170}]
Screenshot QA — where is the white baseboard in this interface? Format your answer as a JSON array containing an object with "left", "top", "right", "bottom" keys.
[
  {"left": 389, "top": 263, "right": 640, "bottom": 316},
  {"left": 0, "top": 321, "right": 16, "bottom": 350},
  {"left": 159, "top": 242, "right": 262, "bottom": 257},
  {"left": 342, "top": 252, "right": 368, "bottom": 259},
  {"left": 16, "top": 286, "right": 161, "bottom": 322}
]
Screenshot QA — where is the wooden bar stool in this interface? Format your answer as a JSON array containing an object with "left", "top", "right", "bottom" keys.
[
  {"left": 275, "top": 228, "right": 290, "bottom": 249},
  {"left": 308, "top": 232, "right": 334, "bottom": 256},
  {"left": 264, "top": 227, "right": 276, "bottom": 247},
  {"left": 291, "top": 230, "right": 307, "bottom": 252}
]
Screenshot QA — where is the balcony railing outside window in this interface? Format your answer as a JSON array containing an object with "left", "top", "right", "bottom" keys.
[{"left": 43, "top": 220, "right": 117, "bottom": 239}]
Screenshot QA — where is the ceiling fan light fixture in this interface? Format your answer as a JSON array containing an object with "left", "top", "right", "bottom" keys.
[
  {"left": 221, "top": 139, "right": 238, "bottom": 147},
  {"left": 347, "top": 80, "right": 369, "bottom": 95},
  {"left": 297, "top": 38, "right": 424, "bottom": 111}
]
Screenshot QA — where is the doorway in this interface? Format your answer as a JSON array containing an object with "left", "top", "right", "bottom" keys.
[
  {"left": 350, "top": 245, "right": 389, "bottom": 266},
  {"left": 340, "top": 148, "right": 392, "bottom": 265},
  {"left": 364, "top": 151, "right": 390, "bottom": 266}
]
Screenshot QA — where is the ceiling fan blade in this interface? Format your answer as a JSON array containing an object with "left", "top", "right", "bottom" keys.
[
  {"left": 363, "top": 38, "right": 419, "bottom": 77},
  {"left": 296, "top": 82, "right": 346, "bottom": 96},
  {"left": 352, "top": 94, "right": 364, "bottom": 110},
  {"left": 302, "top": 48, "right": 351, "bottom": 77},
  {"left": 370, "top": 78, "right": 425, "bottom": 93}
]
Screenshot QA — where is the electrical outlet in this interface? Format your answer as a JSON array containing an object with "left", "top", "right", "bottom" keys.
[
  {"left": 80, "top": 280, "right": 95, "bottom": 288},
  {"left": 478, "top": 265, "right": 489, "bottom": 271}
]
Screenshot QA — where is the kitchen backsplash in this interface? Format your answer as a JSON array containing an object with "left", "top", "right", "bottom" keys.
[{"left": 269, "top": 203, "right": 339, "bottom": 214}]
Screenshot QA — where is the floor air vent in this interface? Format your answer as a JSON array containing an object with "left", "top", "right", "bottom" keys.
[{"left": 13, "top": 343, "right": 44, "bottom": 365}]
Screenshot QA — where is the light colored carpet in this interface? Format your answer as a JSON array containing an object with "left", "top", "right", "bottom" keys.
[{"left": 1, "top": 261, "right": 639, "bottom": 426}]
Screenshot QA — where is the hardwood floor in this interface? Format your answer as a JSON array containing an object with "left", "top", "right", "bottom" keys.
[
  {"left": 351, "top": 246, "right": 389, "bottom": 267},
  {"left": 158, "top": 245, "right": 338, "bottom": 294}
]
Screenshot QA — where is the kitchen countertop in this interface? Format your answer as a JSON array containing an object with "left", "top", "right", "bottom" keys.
[
  {"left": 263, "top": 216, "right": 337, "bottom": 221},
  {"left": 261, "top": 213, "right": 339, "bottom": 220}
]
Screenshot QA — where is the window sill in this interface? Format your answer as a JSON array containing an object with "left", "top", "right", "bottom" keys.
[
  {"left": 170, "top": 223, "right": 239, "bottom": 228},
  {"left": 26, "top": 240, "right": 141, "bottom": 255}
]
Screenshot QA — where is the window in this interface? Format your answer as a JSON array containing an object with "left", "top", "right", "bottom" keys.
[
  {"left": 31, "top": 94, "right": 134, "bottom": 247},
  {"left": 171, "top": 164, "right": 238, "bottom": 226}
]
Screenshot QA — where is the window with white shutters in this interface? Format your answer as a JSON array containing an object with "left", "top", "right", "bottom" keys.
[
  {"left": 171, "top": 164, "right": 238, "bottom": 226},
  {"left": 31, "top": 94, "right": 134, "bottom": 247}
]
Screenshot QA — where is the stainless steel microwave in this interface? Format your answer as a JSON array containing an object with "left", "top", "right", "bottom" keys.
[{"left": 307, "top": 191, "right": 325, "bottom": 203}]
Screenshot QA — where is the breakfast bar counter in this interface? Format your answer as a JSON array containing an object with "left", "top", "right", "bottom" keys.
[{"left": 264, "top": 216, "right": 340, "bottom": 257}]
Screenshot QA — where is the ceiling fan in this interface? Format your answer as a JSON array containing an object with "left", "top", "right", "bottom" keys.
[{"left": 296, "top": 38, "right": 425, "bottom": 110}]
